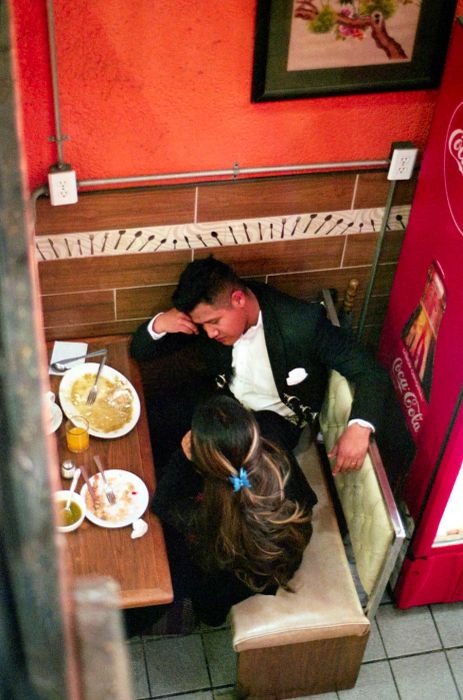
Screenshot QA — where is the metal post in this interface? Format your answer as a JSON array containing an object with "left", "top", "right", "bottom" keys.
[{"left": 357, "top": 180, "right": 397, "bottom": 340}]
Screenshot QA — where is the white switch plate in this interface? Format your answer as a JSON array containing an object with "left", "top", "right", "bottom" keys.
[
  {"left": 48, "top": 170, "right": 78, "bottom": 206},
  {"left": 387, "top": 147, "right": 418, "bottom": 181}
]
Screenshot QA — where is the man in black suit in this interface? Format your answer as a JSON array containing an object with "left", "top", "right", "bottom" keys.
[{"left": 131, "top": 256, "right": 392, "bottom": 476}]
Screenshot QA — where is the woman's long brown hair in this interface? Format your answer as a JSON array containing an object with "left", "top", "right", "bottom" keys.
[{"left": 190, "top": 395, "right": 313, "bottom": 592}]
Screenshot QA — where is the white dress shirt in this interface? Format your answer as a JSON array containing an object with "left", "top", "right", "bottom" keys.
[
  {"left": 229, "top": 314, "right": 373, "bottom": 430},
  {"left": 228, "top": 313, "right": 294, "bottom": 418}
]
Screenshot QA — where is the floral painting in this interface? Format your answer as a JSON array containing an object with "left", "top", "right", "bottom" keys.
[
  {"left": 252, "top": 0, "right": 457, "bottom": 100},
  {"left": 288, "top": 1, "right": 420, "bottom": 70}
]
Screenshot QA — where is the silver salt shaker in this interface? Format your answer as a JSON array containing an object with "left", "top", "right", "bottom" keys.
[{"left": 61, "top": 459, "right": 76, "bottom": 479}]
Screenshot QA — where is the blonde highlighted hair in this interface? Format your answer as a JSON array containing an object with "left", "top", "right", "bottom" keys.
[{"left": 190, "top": 395, "right": 313, "bottom": 592}]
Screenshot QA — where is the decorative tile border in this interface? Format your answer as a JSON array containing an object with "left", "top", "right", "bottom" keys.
[{"left": 35, "top": 205, "right": 410, "bottom": 261}]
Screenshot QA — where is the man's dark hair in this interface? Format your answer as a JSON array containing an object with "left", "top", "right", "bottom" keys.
[{"left": 172, "top": 256, "right": 247, "bottom": 312}]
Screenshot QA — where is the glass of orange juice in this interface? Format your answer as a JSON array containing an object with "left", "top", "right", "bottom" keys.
[{"left": 65, "top": 416, "right": 89, "bottom": 453}]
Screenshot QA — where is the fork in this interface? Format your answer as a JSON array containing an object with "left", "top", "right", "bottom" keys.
[
  {"left": 86, "top": 354, "right": 106, "bottom": 405},
  {"left": 93, "top": 455, "right": 117, "bottom": 505}
]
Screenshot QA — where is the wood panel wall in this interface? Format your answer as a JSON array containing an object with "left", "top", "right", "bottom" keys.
[{"left": 35, "top": 170, "right": 417, "bottom": 350}]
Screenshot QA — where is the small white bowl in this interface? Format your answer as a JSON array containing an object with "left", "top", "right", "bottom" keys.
[{"left": 55, "top": 489, "right": 86, "bottom": 533}]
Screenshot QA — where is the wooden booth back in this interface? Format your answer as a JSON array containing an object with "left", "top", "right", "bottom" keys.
[{"left": 34, "top": 170, "right": 417, "bottom": 350}]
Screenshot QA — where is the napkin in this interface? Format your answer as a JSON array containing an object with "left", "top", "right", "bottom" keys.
[
  {"left": 49, "top": 341, "right": 88, "bottom": 375},
  {"left": 286, "top": 367, "right": 308, "bottom": 386},
  {"left": 131, "top": 519, "right": 148, "bottom": 539}
]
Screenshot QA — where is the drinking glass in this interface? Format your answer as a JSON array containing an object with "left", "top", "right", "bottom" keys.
[{"left": 65, "top": 416, "right": 89, "bottom": 453}]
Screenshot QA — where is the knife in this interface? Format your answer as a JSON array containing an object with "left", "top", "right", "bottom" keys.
[{"left": 80, "top": 464, "right": 98, "bottom": 506}]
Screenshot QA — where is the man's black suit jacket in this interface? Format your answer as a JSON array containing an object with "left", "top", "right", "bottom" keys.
[{"left": 130, "top": 281, "right": 390, "bottom": 429}]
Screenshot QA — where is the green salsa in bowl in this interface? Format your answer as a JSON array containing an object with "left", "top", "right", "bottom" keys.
[{"left": 55, "top": 489, "right": 86, "bottom": 532}]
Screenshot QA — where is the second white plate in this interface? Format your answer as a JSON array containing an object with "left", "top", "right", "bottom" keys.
[
  {"left": 48, "top": 403, "right": 63, "bottom": 434},
  {"left": 81, "top": 469, "right": 149, "bottom": 528}
]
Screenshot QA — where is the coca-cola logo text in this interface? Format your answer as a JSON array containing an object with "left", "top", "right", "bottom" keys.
[
  {"left": 445, "top": 101, "right": 463, "bottom": 237},
  {"left": 392, "top": 357, "right": 424, "bottom": 433},
  {"left": 448, "top": 128, "right": 463, "bottom": 176}
]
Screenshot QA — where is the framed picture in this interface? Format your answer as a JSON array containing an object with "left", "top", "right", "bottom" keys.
[{"left": 252, "top": 1, "right": 457, "bottom": 101}]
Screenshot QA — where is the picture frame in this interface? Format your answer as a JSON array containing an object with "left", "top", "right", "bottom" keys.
[{"left": 252, "top": 1, "right": 457, "bottom": 102}]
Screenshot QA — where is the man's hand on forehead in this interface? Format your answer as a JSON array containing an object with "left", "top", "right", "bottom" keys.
[{"left": 153, "top": 308, "right": 199, "bottom": 335}]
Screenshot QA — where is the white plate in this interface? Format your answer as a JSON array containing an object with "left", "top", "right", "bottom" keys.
[
  {"left": 58, "top": 363, "right": 141, "bottom": 438},
  {"left": 47, "top": 403, "right": 63, "bottom": 434},
  {"left": 81, "top": 469, "right": 149, "bottom": 528}
]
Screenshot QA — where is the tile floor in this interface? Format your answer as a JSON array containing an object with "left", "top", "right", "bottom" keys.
[{"left": 126, "top": 596, "right": 463, "bottom": 700}]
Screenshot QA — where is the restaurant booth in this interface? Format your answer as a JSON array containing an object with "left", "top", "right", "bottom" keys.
[{"left": 2, "top": 1, "right": 463, "bottom": 698}]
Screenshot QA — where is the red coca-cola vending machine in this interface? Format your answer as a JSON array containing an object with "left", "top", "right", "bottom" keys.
[{"left": 379, "top": 17, "right": 463, "bottom": 608}]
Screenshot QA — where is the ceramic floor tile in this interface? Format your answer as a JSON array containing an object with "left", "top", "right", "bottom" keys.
[
  {"left": 363, "top": 620, "right": 386, "bottom": 662},
  {"left": 144, "top": 634, "right": 210, "bottom": 697},
  {"left": 127, "top": 641, "right": 150, "bottom": 700},
  {"left": 338, "top": 660, "right": 399, "bottom": 699},
  {"left": 201, "top": 620, "right": 231, "bottom": 632},
  {"left": 130, "top": 602, "right": 463, "bottom": 700},
  {"left": 127, "top": 633, "right": 143, "bottom": 642},
  {"left": 202, "top": 628, "right": 237, "bottom": 687},
  {"left": 213, "top": 688, "right": 237, "bottom": 700},
  {"left": 431, "top": 602, "right": 463, "bottom": 647},
  {"left": 165, "top": 692, "right": 214, "bottom": 700},
  {"left": 390, "top": 651, "right": 460, "bottom": 699},
  {"left": 283, "top": 693, "right": 337, "bottom": 699},
  {"left": 447, "top": 648, "right": 463, "bottom": 695},
  {"left": 375, "top": 604, "right": 441, "bottom": 657},
  {"left": 380, "top": 586, "right": 393, "bottom": 604}
]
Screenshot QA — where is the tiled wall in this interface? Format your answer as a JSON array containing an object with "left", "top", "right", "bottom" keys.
[{"left": 35, "top": 170, "right": 417, "bottom": 350}]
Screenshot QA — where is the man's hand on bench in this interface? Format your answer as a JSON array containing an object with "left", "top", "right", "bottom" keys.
[{"left": 328, "top": 423, "right": 372, "bottom": 475}]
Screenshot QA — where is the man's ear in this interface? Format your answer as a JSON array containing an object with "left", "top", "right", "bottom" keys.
[{"left": 230, "top": 290, "right": 246, "bottom": 307}]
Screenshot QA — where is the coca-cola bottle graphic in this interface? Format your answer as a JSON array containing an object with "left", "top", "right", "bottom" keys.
[{"left": 401, "top": 262, "right": 447, "bottom": 401}]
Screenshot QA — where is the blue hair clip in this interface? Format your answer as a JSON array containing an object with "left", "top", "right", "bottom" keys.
[{"left": 229, "top": 467, "right": 252, "bottom": 493}]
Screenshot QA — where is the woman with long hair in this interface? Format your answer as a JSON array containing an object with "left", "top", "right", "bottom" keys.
[{"left": 151, "top": 394, "right": 316, "bottom": 627}]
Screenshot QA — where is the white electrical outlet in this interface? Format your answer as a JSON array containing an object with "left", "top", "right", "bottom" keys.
[
  {"left": 48, "top": 169, "right": 78, "bottom": 206},
  {"left": 387, "top": 147, "right": 418, "bottom": 181}
]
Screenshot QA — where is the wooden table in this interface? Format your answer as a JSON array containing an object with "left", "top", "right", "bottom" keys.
[{"left": 49, "top": 335, "right": 173, "bottom": 609}]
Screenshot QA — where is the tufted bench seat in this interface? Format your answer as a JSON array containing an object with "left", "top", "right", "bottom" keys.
[
  {"left": 230, "top": 304, "right": 405, "bottom": 699},
  {"left": 319, "top": 370, "right": 405, "bottom": 619},
  {"left": 231, "top": 429, "right": 370, "bottom": 699}
]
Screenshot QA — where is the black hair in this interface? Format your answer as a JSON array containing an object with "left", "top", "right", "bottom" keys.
[{"left": 172, "top": 255, "right": 246, "bottom": 313}]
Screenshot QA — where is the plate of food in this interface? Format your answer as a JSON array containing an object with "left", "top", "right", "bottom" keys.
[
  {"left": 59, "top": 363, "right": 141, "bottom": 438},
  {"left": 81, "top": 469, "right": 149, "bottom": 528}
]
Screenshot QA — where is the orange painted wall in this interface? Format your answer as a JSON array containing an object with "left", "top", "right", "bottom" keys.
[{"left": 11, "top": 1, "right": 463, "bottom": 193}]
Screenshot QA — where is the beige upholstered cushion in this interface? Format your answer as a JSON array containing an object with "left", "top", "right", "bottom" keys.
[
  {"left": 319, "top": 371, "right": 394, "bottom": 596},
  {"left": 231, "top": 433, "right": 369, "bottom": 653}
]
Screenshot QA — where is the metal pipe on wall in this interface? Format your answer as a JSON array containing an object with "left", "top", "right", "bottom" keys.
[
  {"left": 46, "top": 0, "right": 66, "bottom": 166},
  {"left": 31, "top": 157, "right": 391, "bottom": 202},
  {"left": 77, "top": 158, "right": 389, "bottom": 189}
]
